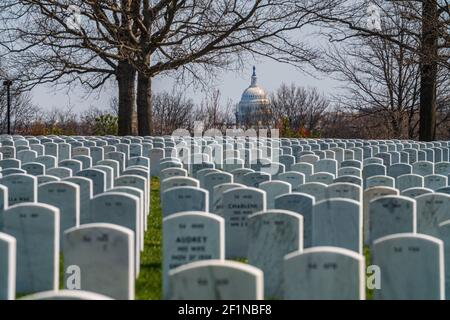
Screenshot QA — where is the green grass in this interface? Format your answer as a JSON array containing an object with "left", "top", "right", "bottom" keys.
[
  {"left": 135, "top": 177, "right": 163, "bottom": 300},
  {"left": 364, "top": 246, "right": 373, "bottom": 300}
]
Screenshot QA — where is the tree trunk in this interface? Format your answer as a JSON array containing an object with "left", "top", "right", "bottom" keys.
[
  {"left": 117, "top": 60, "right": 136, "bottom": 136},
  {"left": 391, "top": 115, "right": 401, "bottom": 138},
  {"left": 419, "top": 0, "right": 438, "bottom": 141},
  {"left": 137, "top": 72, "right": 152, "bottom": 136}
]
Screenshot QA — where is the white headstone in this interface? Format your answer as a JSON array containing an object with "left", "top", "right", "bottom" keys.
[
  {"left": 168, "top": 260, "right": 263, "bottom": 300},
  {"left": 2, "top": 203, "right": 59, "bottom": 293},
  {"left": 248, "top": 210, "right": 303, "bottom": 299},
  {"left": 64, "top": 223, "right": 135, "bottom": 300},
  {"left": 162, "top": 212, "right": 224, "bottom": 298},
  {"left": 373, "top": 233, "right": 444, "bottom": 300},
  {"left": 284, "top": 247, "right": 365, "bottom": 300}
]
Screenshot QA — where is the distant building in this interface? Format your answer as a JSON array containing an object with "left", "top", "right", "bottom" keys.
[{"left": 235, "top": 66, "right": 271, "bottom": 128}]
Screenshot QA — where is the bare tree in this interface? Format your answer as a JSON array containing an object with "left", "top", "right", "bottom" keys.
[
  {"left": 323, "top": 34, "right": 421, "bottom": 137},
  {"left": 318, "top": 2, "right": 450, "bottom": 139},
  {"left": 0, "top": 83, "right": 40, "bottom": 134},
  {"left": 299, "top": 0, "right": 450, "bottom": 140},
  {"left": 152, "top": 90, "right": 194, "bottom": 135},
  {"left": 269, "top": 83, "right": 329, "bottom": 135},
  {"left": 0, "top": 0, "right": 337, "bottom": 136},
  {"left": 193, "top": 89, "right": 235, "bottom": 131}
]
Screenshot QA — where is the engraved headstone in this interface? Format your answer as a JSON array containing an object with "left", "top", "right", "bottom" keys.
[
  {"left": 168, "top": 260, "right": 263, "bottom": 300},
  {"left": 373, "top": 233, "right": 444, "bottom": 300},
  {"left": 64, "top": 223, "right": 134, "bottom": 300}
]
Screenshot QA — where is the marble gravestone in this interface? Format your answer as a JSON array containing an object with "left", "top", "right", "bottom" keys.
[
  {"left": 274, "top": 193, "right": 315, "bottom": 248},
  {"left": 297, "top": 182, "right": 327, "bottom": 202},
  {"left": 76, "top": 168, "right": 106, "bottom": 195},
  {"left": 401, "top": 187, "right": 433, "bottom": 198},
  {"left": 150, "top": 148, "right": 165, "bottom": 177},
  {"left": 0, "top": 174, "right": 37, "bottom": 206},
  {"left": 22, "top": 162, "right": 45, "bottom": 176},
  {"left": 387, "top": 163, "right": 412, "bottom": 179},
  {"left": 222, "top": 187, "right": 266, "bottom": 258},
  {"left": 89, "top": 192, "right": 140, "bottom": 277},
  {"left": 325, "top": 183, "right": 362, "bottom": 202},
  {"left": 291, "top": 162, "right": 314, "bottom": 178},
  {"left": 161, "top": 186, "right": 208, "bottom": 218},
  {"left": 231, "top": 168, "right": 254, "bottom": 184},
  {"left": 211, "top": 183, "right": 246, "bottom": 215},
  {"left": 308, "top": 172, "right": 335, "bottom": 185},
  {"left": 277, "top": 172, "right": 305, "bottom": 191},
  {"left": 160, "top": 177, "right": 200, "bottom": 194},
  {"left": 312, "top": 199, "right": 362, "bottom": 254},
  {"left": 47, "top": 167, "right": 72, "bottom": 179},
  {"left": 168, "top": 260, "right": 263, "bottom": 300},
  {"left": 196, "top": 168, "right": 219, "bottom": 187},
  {"left": 162, "top": 212, "right": 224, "bottom": 298},
  {"left": 38, "top": 181, "right": 80, "bottom": 244},
  {"left": 362, "top": 164, "right": 386, "bottom": 186},
  {"left": 35, "top": 155, "right": 56, "bottom": 170},
  {"left": 0, "top": 184, "right": 7, "bottom": 215},
  {"left": 369, "top": 196, "right": 416, "bottom": 244},
  {"left": 366, "top": 175, "right": 395, "bottom": 189},
  {"left": 259, "top": 181, "right": 291, "bottom": 209},
  {"left": 424, "top": 174, "right": 448, "bottom": 191},
  {"left": 115, "top": 175, "right": 148, "bottom": 209},
  {"left": 2, "top": 168, "right": 26, "bottom": 176},
  {"left": 412, "top": 161, "right": 434, "bottom": 177},
  {"left": 160, "top": 168, "right": 188, "bottom": 181},
  {"left": 284, "top": 247, "right": 365, "bottom": 300},
  {"left": 373, "top": 233, "right": 444, "bottom": 300},
  {"left": 363, "top": 186, "right": 399, "bottom": 245},
  {"left": 334, "top": 175, "right": 362, "bottom": 186},
  {"left": 106, "top": 186, "right": 144, "bottom": 252},
  {"left": 59, "top": 159, "right": 83, "bottom": 175},
  {"left": 65, "top": 176, "right": 93, "bottom": 224},
  {"left": 0, "top": 232, "right": 16, "bottom": 300},
  {"left": 202, "top": 172, "right": 233, "bottom": 205},
  {"left": 396, "top": 174, "right": 424, "bottom": 191},
  {"left": 37, "top": 175, "right": 60, "bottom": 185},
  {"left": 93, "top": 165, "right": 114, "bottom": 190},
  {"left": 2, "top": 203, "right": 59, "bottom": 294},
  {"left": 338, "top": 167, "right": 361, "bottom": 178},
  {"left": 314, "top": 159, "right": 338, "bottom": 176},
  {"left": 247, "top": 210, "right": 303, "bottom": 299},
  {"left": 21, "top": 290, "right": 112, "bottom": 300},
  {"left": 241, "top": 172, "right": 271, "bottom": 188},
  {"left": 416, "top": 193, "right": 450, "bottom": 237},
  {"left": 64, "top": 223, "right": 135, "bottom": 300},
  {"left": 438, "top": 220, "right": 450, "bottom": 299}
]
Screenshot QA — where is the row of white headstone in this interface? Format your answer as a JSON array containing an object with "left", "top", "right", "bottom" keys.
[
  {"left": 0, "top": 134, "right": 156, "bottom": 300},
  {"left": 155, "top": 136, "right": 450, "bottom": 300},
  {"left": 1, "top": 134, "right": 450, "bottom": 300}
]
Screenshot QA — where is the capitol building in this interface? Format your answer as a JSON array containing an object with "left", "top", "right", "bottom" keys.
[{"left": 235, "top": 66, "right": 272, "bottom": 128}]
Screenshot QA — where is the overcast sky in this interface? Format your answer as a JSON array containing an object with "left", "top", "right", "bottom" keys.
[{"left": 30, "top": 55, "right": 341, "bottom": 113}]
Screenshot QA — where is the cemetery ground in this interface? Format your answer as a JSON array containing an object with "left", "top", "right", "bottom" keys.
[
  {"left": 136, "top": 177, "right": 162, "bottom": 300},
  {"left": 19, "top": 177, "right": 164, "bottom": 300},
  {"left": 129, "top": 177, "right": 375, "bottom": 300},
  {"left": 3, "top": 136, "right": 450, "bottom": 300},
  {"left": 84, "top": 177, "right": 376, "bottom": 301},
  {"left": 2, "top": 158, "right": 399, "bottom": 300}
]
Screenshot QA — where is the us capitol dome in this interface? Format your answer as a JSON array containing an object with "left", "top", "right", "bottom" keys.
[{"left": 235, "top": 66, "right": 272, "bottom": 127}]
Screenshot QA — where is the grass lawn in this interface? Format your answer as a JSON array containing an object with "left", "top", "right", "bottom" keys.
[{"left": 135, "top": 177, "right": 163, "bottom": 300}]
